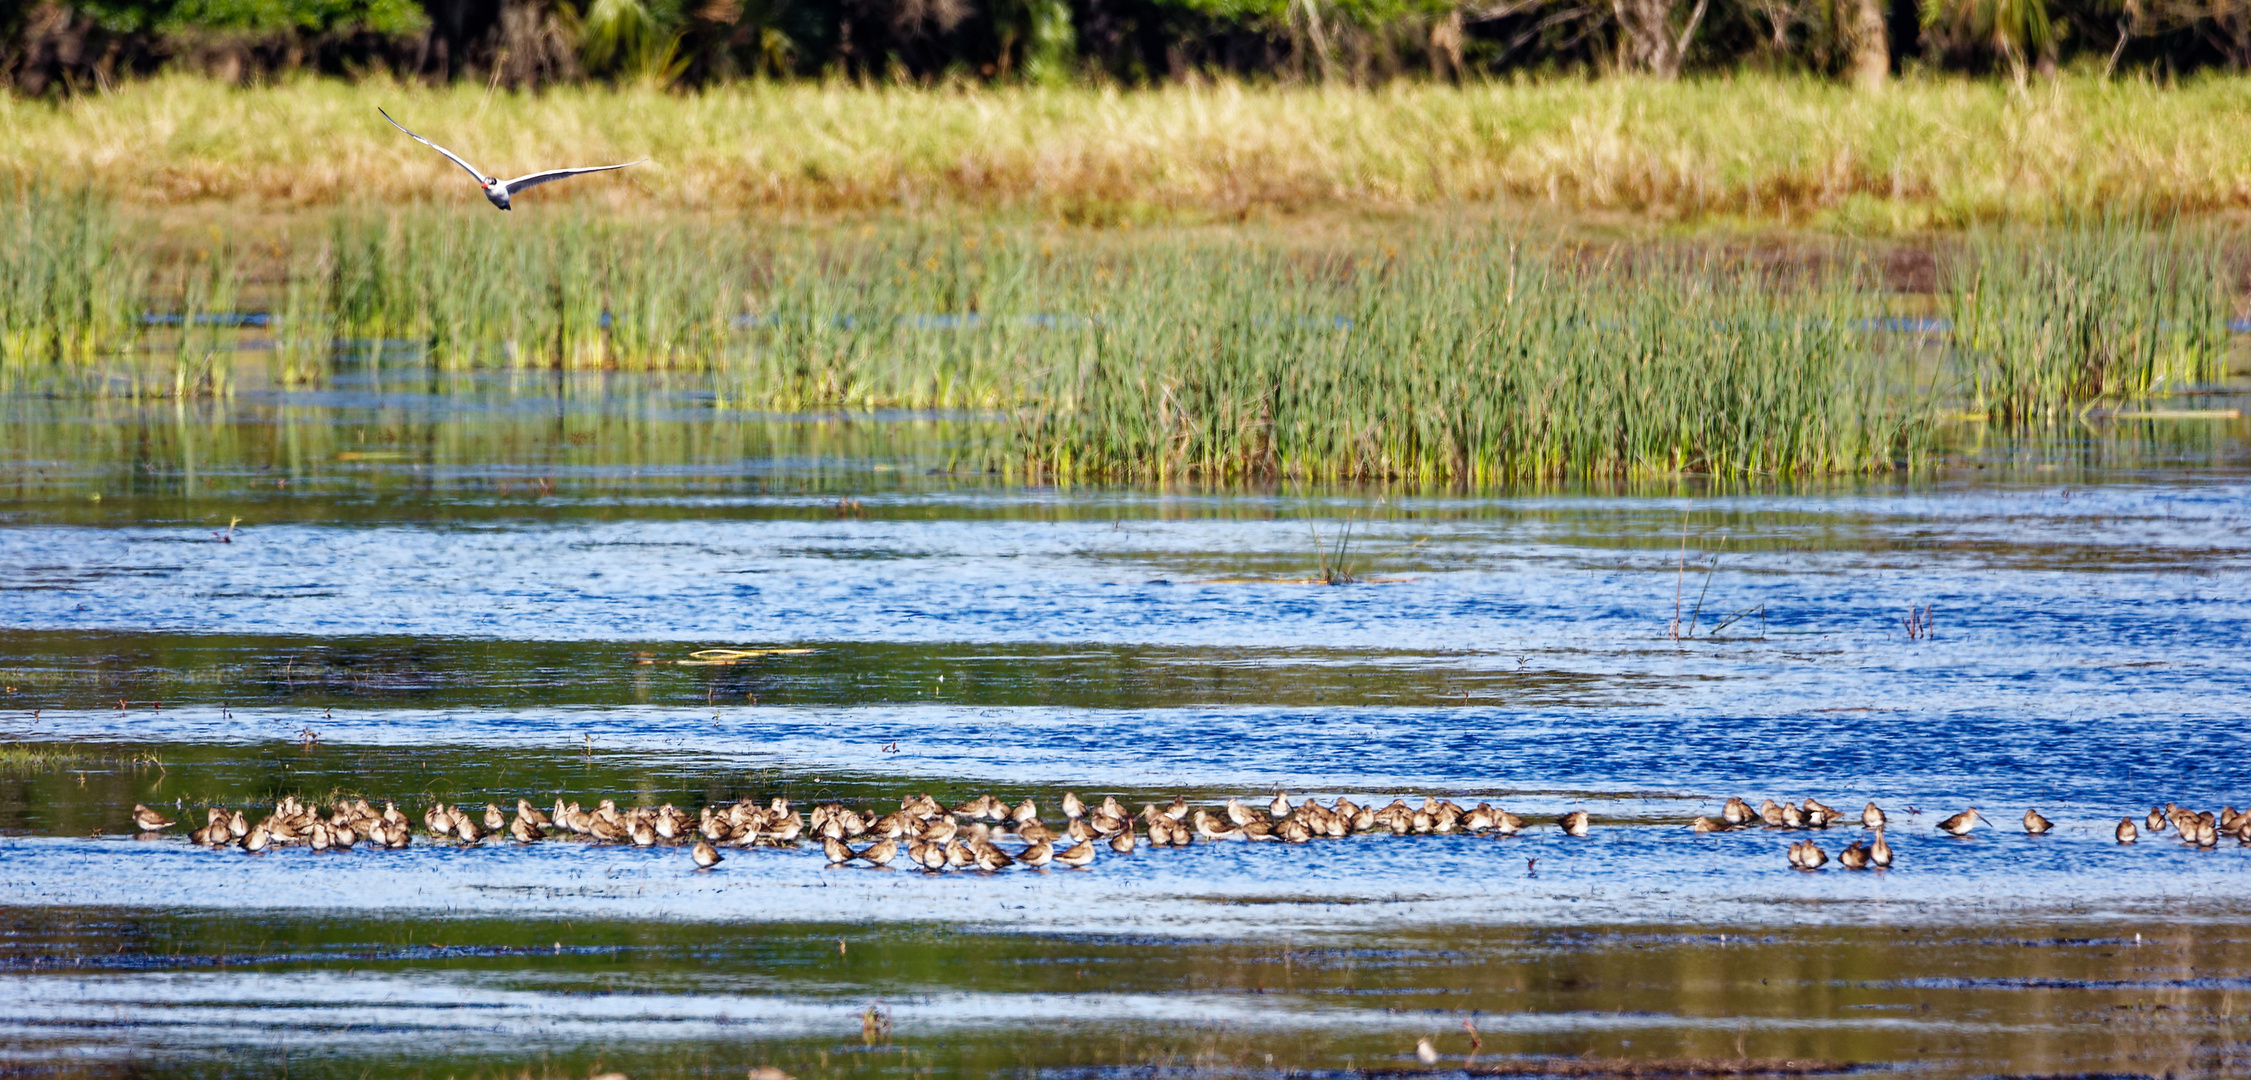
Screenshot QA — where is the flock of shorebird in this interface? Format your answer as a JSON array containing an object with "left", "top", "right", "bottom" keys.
[{"left": 125, "top": 791, "right": 2248, "bottom": 872}]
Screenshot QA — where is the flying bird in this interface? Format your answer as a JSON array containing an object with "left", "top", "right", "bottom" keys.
[{"left": 379, "top": 108, "right": 642, "bottom": 210}]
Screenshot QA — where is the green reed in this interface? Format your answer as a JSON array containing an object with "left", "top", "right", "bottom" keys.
[
  {"left": 1946, "top": 224, "right": 2233, "bottom": 424},
  {"left": 1000, "top": 244, "right": 1931, "bottom": 484},
  {"left": 0, "top": 187, "right": 141, "bottom": 372},
  {"left": 2, "top": 187, "right": 2242, "bottom": 483}
]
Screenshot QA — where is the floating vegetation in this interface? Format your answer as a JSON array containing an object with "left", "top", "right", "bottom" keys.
[{"left": 0, "top": 741, "right": 163, "bottom": 774}]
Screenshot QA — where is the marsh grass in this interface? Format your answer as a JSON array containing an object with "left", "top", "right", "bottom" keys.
[
  {"left": 1947, "top": 225, "right": 2233, "bottom": 423},
  {"left": 0, "top": 741, "right": 164, "bottom": 774},
  {"left": 0, "top": 187, "right": 140, "bottom": 371},
  {"left": 1, "top": 187, "right": 2242, "bottom": 483}
]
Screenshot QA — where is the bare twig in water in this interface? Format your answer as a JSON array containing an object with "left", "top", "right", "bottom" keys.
[
  {"left": 1310, "top": 515, "right": 1359, "bottom": 585},
  {"left": 1905, "top": 603, "right": 1934, "bottom": 640},
  {"left": 1668, "top": 508, "right": 1690, "bottom": 640},
  {"left": 1687, "top": 553, "right": 1719, "bottom": 638}
]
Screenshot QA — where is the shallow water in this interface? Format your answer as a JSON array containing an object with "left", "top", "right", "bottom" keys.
[{"left": 4, "top": 365, "right": 2251, "bottom": 1078}]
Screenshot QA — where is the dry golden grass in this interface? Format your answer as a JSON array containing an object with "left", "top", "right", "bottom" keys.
[{"left": 3, "top": 72, "right": 2251, "bottom": 226}]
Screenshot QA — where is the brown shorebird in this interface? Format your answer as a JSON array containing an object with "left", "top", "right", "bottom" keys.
[
  {"left": 1861, "top": 802, "right": 1886, "bottom": 829},
  {"left": 2023, "top": 809, "right": 2053, "bottom": 834},
  {"left": 517, "top": 799, "right": 551, "bottom": 830},
  {"left": 1869, "top": 829, "right": 1893, "bottom": 867},
  {"left": 860, "top": 838, "right": 899, "bottom": 866},
  {"left": 1556, "top": 810, "right": 1590, "bottom": 837},
  {"left": 692, "top": 838, "right": 723, "bottom": 868},
  {"left": 1690, "top": 816, "right": 1724, "bottom": 833},
  {"left": 1722, "top": 797, "right": 1755, "bottom": 826},
  {"left": 2115, "top": 818, "right": 2138, "bottom": 844},
  {"left": 1055, "top": 839, "right": 1097, "bottom": 867},
  {"left": 973, "top": 843, "right": 1016, "bottom": 872},
  {"left": 822, "top": 836, "right": 856, "bottom": 865},
  {"left": 1837, "top": 840, "right": 1870, "bottom": 869},
  {"left": 132, "top": 805, "right": 176, "bottom": 832},
  {"left": 1936, "top": 808, "right": 1986, "bottom": 836}
]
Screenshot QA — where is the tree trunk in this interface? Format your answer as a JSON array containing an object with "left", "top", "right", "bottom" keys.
[
  {"left": 1848, "top": 0, "right": 1888, "bottom": 86},
  {"left": 1428, "top": 8, "right": 1464, "bottom": 80},
  {"left": 1611, "top": 0, "right": 1706, "bottom": 77}
]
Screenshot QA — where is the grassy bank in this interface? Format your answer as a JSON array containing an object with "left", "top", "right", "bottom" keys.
[{"left": 5, "top": 74, "right": 2251, "bottom": 227}]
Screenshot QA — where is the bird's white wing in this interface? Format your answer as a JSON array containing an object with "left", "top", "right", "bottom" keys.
[
  {"left": 378, "top": 108, "right": 488, "bottom": 183},
  {"left": 501, "top": 161, "right": 645, "bottom": 196}
]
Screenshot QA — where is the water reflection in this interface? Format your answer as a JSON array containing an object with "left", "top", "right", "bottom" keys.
[{"left": 3, "top": 913, "right": 2247, "bottom": 1079}]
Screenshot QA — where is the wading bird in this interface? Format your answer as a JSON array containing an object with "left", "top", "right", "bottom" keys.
[
  {"left": 1936, "top": 808, "right": 1987, "bottom": 836},
  {"left": 379, "top": 108, "right": 641, "bottom": 211}
]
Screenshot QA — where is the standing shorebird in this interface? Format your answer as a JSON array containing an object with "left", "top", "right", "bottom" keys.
[
  {"left": 132, "top": 804, "right": 176, "bottom": 832},
  {"left": 2115, "top": 818, "right": 2138, "bottom": 844},
  {"left": 1556, "top": 810, "right": 1591, "bottom": 837},
  {"left": 1869, "top": 829, "right": 1893, "bottom": 867},
  {"left": 2023, "top": 809, "right": 2053, "bottom": 834},
  {"left": 1722, "top": 797, "right": 1755, "bottom": 826},
  {"left": 1936, "top": 808, "right": 1987, "bottom": 836},
  {"left": 1861, "top": 802, "right": 1887, "bottom": 829},
  {"left": 1055, "top": 839, "right": 1097, "bottom": 867},
  {"left": 378, "top": 108, "right": 642, "bottom": 211},
  {"left": 691, "top": 838, "right": 723, "bottom": 868}
]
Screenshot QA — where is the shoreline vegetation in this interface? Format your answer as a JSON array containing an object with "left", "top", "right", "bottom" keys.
[
  {"left": 1, "top": 75, "right": 2250, "bottom": 225},
  {"left": 4, "top": 186, "right": 2241, "bottom": 484}
]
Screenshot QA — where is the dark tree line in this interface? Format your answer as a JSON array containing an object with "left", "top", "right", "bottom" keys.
[{"left": 3, "top": 0, "right": 2247, "bottom": 93}]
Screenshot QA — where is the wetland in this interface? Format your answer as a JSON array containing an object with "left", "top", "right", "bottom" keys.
[{"left": 4, "top": 202, "right": 2251, "bottom": 1078}]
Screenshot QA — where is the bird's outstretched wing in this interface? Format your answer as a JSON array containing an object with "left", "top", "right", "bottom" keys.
[
  {"left": 501, "top": 161, "right": 645, "bottom": 196},
  {"left": 378, "top": 108, "right": 488, "bottom": 183}
]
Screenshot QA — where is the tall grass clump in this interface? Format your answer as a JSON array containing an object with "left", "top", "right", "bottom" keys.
[
  {"left": 288, "top": 210, "right": 748, "bottom": 369},
  {"left": 726, "top": 233, "right": 1047, "bottom": 410},
  {"left": 0, "top": 187, "right": 141, "bottom": 371},
  {"left": 1945, "top": 224, "right": 2233, "bottom": 423},
  {"left": 1006, "top": 243, "right": 1931, "bottom": 484}
]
